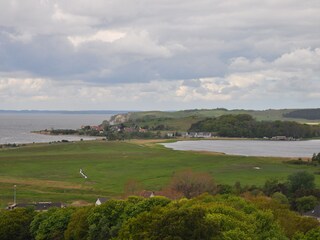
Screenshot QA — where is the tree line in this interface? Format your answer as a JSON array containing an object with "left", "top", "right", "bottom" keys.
[
  {"left": 189, "top": 114, "right": 320, "bottom": 138},
  {"left": 283, "top": 109, "right": 320, "bottom": 120},
  {"left": 1, "top": 195, "right": 318, "bottom": 240}
]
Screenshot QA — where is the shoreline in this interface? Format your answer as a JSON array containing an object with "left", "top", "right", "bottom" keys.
[{"left": 0, "top": 135, "right": 104, "bottom": 147}]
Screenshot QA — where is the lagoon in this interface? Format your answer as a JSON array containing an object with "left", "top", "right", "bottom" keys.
[{"left": 162, "top": 139, "right": 320, "bottom": 158}]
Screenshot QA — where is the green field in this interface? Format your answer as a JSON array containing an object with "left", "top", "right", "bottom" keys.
[{"left": 0, "top": 140, "right": 319, "bottom": 207}]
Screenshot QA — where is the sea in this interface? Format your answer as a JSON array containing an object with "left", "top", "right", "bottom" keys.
[
  {"left": 162, "top": 139, "right": 320, "bottom": 158},
  {"left": 0, "top": 113, "right": 114, "bottom": 144}
]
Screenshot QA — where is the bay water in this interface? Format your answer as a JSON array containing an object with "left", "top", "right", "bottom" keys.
[
  {"left": 162, "top": 140, "right": 320, "bottom": 158},
  {"left": 0, "top": 113, "right": 112, "bottom": 144}
]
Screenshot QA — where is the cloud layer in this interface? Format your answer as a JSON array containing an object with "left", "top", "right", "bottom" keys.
[{"left": 0, "top": 0, "right": 319, "bottom": 110}]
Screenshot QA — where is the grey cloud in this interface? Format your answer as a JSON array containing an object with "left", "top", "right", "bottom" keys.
[{"left": 0, "top": 0, "right": 319, "bottom": 109}]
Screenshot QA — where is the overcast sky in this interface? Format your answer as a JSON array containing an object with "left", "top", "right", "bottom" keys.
[{"left": 0, "top": 0, "right": 319, "bottom": 110}]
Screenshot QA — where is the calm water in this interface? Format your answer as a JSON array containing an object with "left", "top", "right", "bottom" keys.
[
  {"left": 162, "top": 140, "right": 320, "bottom": 158},
  {"left": 0, "top": 113, "right": 112, "bottom": 144}
]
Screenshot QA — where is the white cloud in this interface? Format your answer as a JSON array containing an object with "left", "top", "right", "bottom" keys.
[
  {"left": 0, "top": 78, "right": 46, "bottom": 94},
  {"left": 68, "top": 30, "right": 126, "bottom": 47},
  {"left": 112, "top": 30, "right": 175, "bottom": 58},
  {"left": 6, "top": 31, "right": 33, "bottom": 43},
  {"left": 273, "top": 48, "right": 320, "bottom": 70}
]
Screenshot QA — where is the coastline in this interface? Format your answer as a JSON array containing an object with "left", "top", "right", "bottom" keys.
[{"left": 0, "top": 133, "right": 102, "bottom": 146}]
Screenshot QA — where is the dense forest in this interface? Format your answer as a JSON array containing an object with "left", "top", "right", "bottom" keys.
[
  {"left": 283, "top": 109, "right": 320, "bottom": 120},
  {"left": 189, "top": 114, "right": 320, "bottom": 138}
]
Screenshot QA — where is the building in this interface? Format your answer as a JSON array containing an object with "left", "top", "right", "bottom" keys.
[
  {"left": 7, "top": 202, "right": 64, "bottom": 211},
  {"left": 166, "top": 132, "right": 174, "bottom": 137},
  {"left": 95, "top": 197, "right": 108, "bottom": 206},
  {"left": 188, "top": 132, "right": 212, "bottom": 138},
  {"left": 139, "top": 190, "right": 155, "bottom": 198}
]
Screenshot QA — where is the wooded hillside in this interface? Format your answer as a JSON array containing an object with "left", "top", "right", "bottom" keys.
[
  {"left": 283, "top": 109, "right": 320, "bottom": 120},
  {"left": 189, "top": 114, "right": 320, "bottom": 138}
]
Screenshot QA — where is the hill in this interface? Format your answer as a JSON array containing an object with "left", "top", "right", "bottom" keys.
[
  {"left": 107, "top": 108, "right": 320, "bottom": 131},
  {"left": 189, "top": 114, "right": 320, "bottom": 138}
]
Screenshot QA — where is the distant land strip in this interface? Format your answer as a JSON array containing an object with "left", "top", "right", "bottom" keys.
[{"left": 0, "top": 110, "right": 134, "bottom": 114}]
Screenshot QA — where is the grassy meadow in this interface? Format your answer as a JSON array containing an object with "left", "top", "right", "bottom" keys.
[{"left": 0, "top": 139, "right": 319, "bottom": 207}]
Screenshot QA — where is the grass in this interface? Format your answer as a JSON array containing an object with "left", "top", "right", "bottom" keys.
[{"left": 0, "top": 139, "right": 319, "bottom": 207}]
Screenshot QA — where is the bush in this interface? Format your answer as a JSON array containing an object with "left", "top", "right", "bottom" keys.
[{"left": 295, "top": 196, "right": 318, "bottom": 213}]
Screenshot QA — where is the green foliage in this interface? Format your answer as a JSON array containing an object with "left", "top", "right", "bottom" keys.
[
  {"left": 288, "top": 171, "right": 316, "bottom": 194},
  {"left": 253, "top": 210, "right": 287, "bottom": 240},
  {"left": 217, "top": 184, "right": 234, "bottom": 194},
  {"left": 3, "top": 194, "right": 320, "bottom": 239},
  {"left": 155, "top": 206, "right": 220, "bottom": 240},
  {"left": 119, "top": 203, "right": 221, "bottom": 239},
  {"left": 87, "top": 200, "right": 128, "bottom": 240},
  {"left": 249, "top": 196, "right": 319, "bottom": 238},
  {"left": 271, "top": 192, "right": 289, "bottom": 205},
  {"left": 64, "top": 206, "right": 93, "bottom": 240},
  {"left": 283, "top": 109, "right": 320, "bottom": 120},
  {"left": 50, "top": 129, "right": 78, "bottom": 135},
  {"left": 118, "top": 195, "right": 287, "bottom": 240},
  {"left": 0, "top": 208, "right": 35, "bottom": 240},
  {"left": 123, "top": 196, "right": 171, "bottom": 219},
  {"left": 312, "top": 153, "right": 320, "bottom": 163},
  {"left": 293, "top": 227, "right": 320, "bottom": 240},
  {"left": 295, "top": 196, "right": 318, "bottom": 213},
  {"left": 189, "top": 114, "right": 320, "bottom": 138},
  {"left": 263, "top": 179, "right": 284, "bottom": 196},
  {"left": 30, "top": 207, "right": 75, "bottom": 240}
]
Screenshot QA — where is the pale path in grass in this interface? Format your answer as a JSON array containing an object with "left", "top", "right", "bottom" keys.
[
  {"left": 0, "top": 113, "right": 112, "bottom": 144},
  {"left": 162, "top": 140, "right": 320, "bottom": 158},
  {"left": 0, "top": 177, "right": 90, "bottom": 190}
]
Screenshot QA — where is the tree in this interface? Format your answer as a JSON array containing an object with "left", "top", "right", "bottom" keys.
[
  {"left": 287, "top": 171, "right": 315, "bottom": 195},
  {"left": 217, "top": 184, "right": 233, "bottom": 194},
  {"left": 119, "top": 203, "right": 222, "bottom": 240},
  {"left": 248, "top": 195, "right": 319, "bottom": 238},
  {"left": 272, "top": 192, "right": 289, "bottom": 205},
  {"left": 312, "top": 152, "right": 320, "bottom": 163},
  {"left": 0, "top": 208, "right": 35, "bottom": 240},
  {"left": 123, "top": 179, "right": 143, "bottom": 197},
  {"left": 87, "top": 200, "right": 127, "bottom": 240},
  {"left": 167, "top": 169, "right": 218, "bottom": 198},
  {"left": 293, "top": 227, "right": 320, "bottom": 240},
  {"left": 189, "top": 114, "right": 320, "bottom": 138},
  {"left": 263, "top": 179, "right": 284, "bottom": 196},
  {"left": 64, "top": 206, "right": 93, "bottom": 240},
  {"left": 30, "top": 207, "right": 75, "bottom": 240},
  {"left": 295, "top": 196, "right": 318, "bottom": 213},
  {"left": 118, "top": 194, "right": 287, "bottom": 240},
  {"left": 123, "top": 196, "right": 171, "bottom": 219}
]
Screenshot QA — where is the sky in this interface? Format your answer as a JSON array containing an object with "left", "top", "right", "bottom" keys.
[{"left": 0, "top": 0, "right": 319, "bottom": 111}]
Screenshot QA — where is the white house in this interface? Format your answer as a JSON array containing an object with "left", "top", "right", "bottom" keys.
[{"left": 95, "top": 197, "right": 108, "bottom": 206}]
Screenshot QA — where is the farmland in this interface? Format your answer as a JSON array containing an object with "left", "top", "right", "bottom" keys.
[{"left": 0, "top": 139, "right": 319, "bottom": 207}]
